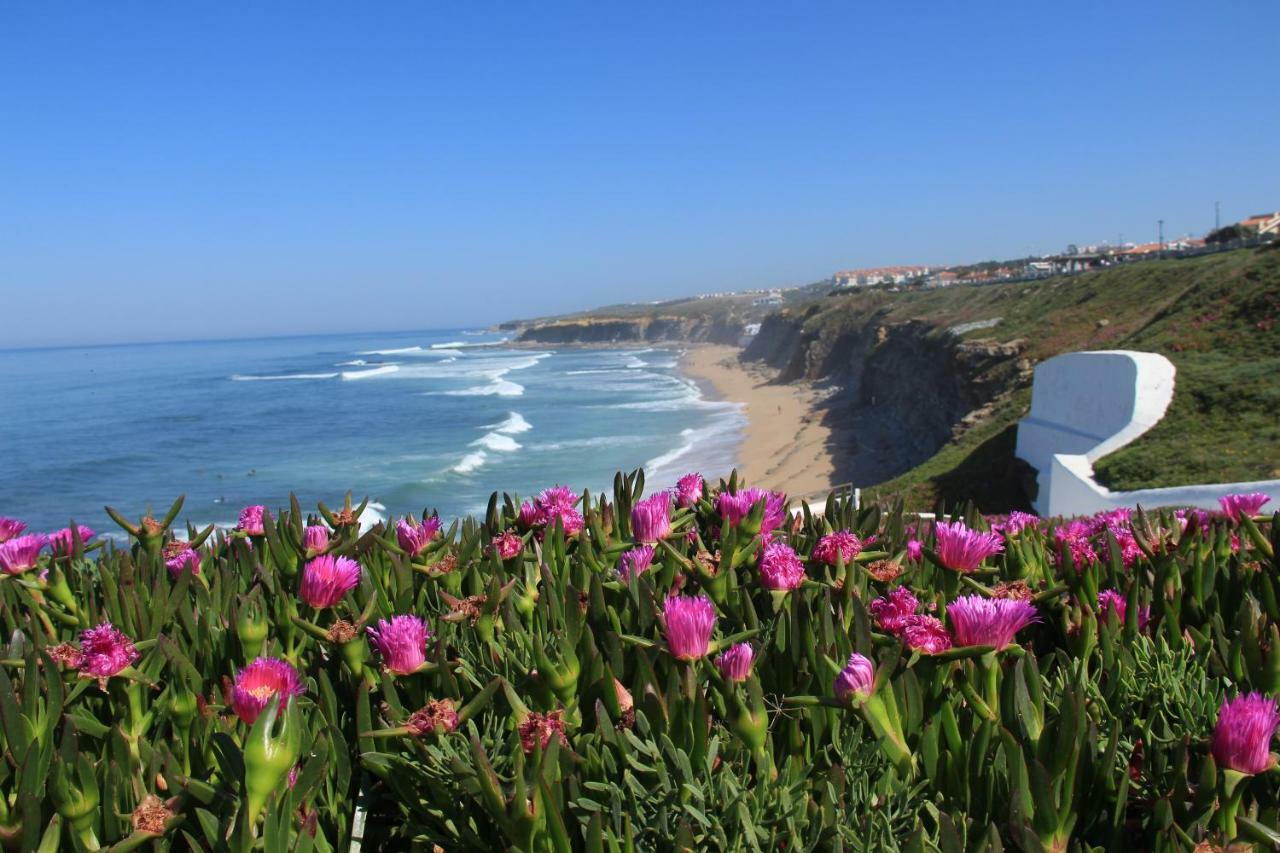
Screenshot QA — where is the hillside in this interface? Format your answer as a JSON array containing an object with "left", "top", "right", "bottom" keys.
[
  {"left": 739, "top": 247, "right": 1280, "bottom": 511},
  {"left": 505, "top": 281, "right": 828, "bottom": 344}
]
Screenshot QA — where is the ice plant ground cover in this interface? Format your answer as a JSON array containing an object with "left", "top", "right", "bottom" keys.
[{"left": 0, "top": 480, "right": 1277, "bottom": 850}]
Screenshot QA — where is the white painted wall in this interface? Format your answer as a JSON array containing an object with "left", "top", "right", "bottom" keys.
[{"left": 1015, "top": 350, "right": 1280, "bottom": 516}]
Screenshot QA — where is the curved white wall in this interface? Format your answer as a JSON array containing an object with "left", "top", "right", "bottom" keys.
[{"left": 1015, "top": 350, "right": 1279, "bottom": 517}]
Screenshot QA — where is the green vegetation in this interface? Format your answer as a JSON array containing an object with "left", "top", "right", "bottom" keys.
[{"left": 852, "top": 247, "right": 1280, "bottom": 509}]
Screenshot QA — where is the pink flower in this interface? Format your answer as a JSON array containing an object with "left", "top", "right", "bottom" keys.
[
  {"left": 617, "top": 545, "right": 656, "bottom": 580},
  {"left": 491, "top": 531, "right": 522, "bottom": 559},
  {"left": 675, "top": 473, "right": 704, "bottom": 508},
  {"left": 232, "top": 657, "right": 305, "bottom": 725},
  {"left": 538, "top": 486, "right": 579, "bottom": 512},
  {"left": 518, "top": 501, "right": 544, "bottom": 528},
  {"left": 163, "top": 541, "right": 200, "bottom": 578},
  {"left": 833, "top": 652, "right": 874, "bottom": 704},
  {"left": 717, "top": 488, "right": 788, "bottom": 537},
  {"left": 396, "top": 515, "right": 441, "bottom": 557},
  {"left": 906, "top": 539, "right": 923, "bottom": 562},
  {"left": 1053, "top": 521, "right": 1099, "bottom": 572},
  {"left": 758, "top": 541, "right": 806, "bottom": 590},
  {"left": 1212, "top": 692, "right": 1280, "bottom": 775},
  {"left": 367, "top": 615, "right": 431, "bottom": 675},
  {"left": 238, "top": 505, "right": 266, "bottom": 536},
  {"left": 0, "top": 534, "right": 46, "bottom": 575},
  {"left": 869, "top": 587, "right": 920, "bottom": 634},
  {"left": 901, "top": 615, "right": 952, "bottom": 654},
  {"left": 663, "top": 595, "right": 716, "bottom": 661},
  {"left": 991, "top": 511, "right": 1040, "bottom": 535},
  {"left": 946, "top": 595, "right": 1038, "bottom": 650},
  {"left": 631, "top": 493, "right": 673, "bottom": 543},
  {"left": 933, "top": 521, "right": 1003, "bottom": 572},
  {"left": 715, "top": 643, "right": 755, "bottom": 682},
  {"left": 78, "top": 622, "right": 139, "bottom": 679},
  {"left": 1097, "top": 588, "right": 1150, "bottom": 631},
  {"left": 811, "top": 530, "right": 862, "bottom": 566},
  {"left": 545, "top": 507, "right": 584, "bottom": 537},
  {"left": 48, "top": 525, "right": 95, "bottom": 556},
  {"left": 303, "top": 525, "right": 330, "bottom": 556},
  {"left": 0, "top": 517, "right": 27, "bottom": 544},
  {"left": 299, "top": 555, "right": 362, "bottom": 608},
  {"left": 1219, "top": 493, "right": 1272, "bottom": 522}
]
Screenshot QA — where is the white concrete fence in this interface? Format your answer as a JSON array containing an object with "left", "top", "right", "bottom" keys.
[{"left": 1015, "top": 350, "right": 1279, "bottom": 517}]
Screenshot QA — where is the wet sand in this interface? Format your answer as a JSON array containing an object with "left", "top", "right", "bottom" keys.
[{"left": 681, "top": 344, "right": 835, "bottom": 499}]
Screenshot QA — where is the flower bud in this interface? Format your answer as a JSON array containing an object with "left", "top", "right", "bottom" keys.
[{"left": 243, "top": 700, "right": 303, "bottom": 824}]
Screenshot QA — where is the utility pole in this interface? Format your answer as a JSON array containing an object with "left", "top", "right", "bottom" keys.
[
  {"left": 1215, "top": 201, "right": 1220, "bottom": 231},
  {"left": 1158, "top": 219, "right": 1165, "bottom": 252}
]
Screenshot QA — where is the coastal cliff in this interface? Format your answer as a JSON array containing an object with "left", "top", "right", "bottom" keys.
[
  {"left": 742, "top": 247, "right": 1280, "bottom": 509},
  {"left": 514, "top": 315, "right": 744, "bottom": 345},
  {"left": 743, "top": 308, "right": 1033, "bottom": 490}
]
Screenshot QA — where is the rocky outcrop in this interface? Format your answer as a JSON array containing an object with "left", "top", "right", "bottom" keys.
[
  {"left": 515, "top": 315, "right": 743, "bottom": 346},
  {"left": 741, "top": 308, "right": 1034, "bottom": 486}
]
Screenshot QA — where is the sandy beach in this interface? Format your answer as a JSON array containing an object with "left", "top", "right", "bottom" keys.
[{"left": 681, "top": 344, "right": 836, "bottom": 499}]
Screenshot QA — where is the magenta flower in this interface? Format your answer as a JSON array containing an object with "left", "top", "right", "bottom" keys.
[
  {"left": 869, "top": 587, "right": 920, "bottom": 634},
  {"left": 1219, "top": 492, "right": 1272, "bottom": 521},
  {"left": 0, "top": 517, "right": 26, "bottom": 544},
  {"left": 1097, "top": 588, "right": 1150, "bottom": 631},
  {"left": 933, "top": 521, "right": 1003, "bottom": 572},
  {"left": 946, "top": 595, "right": 1038, "bottom": 650},
  {"left": 303, "top": 525, "right": 330, "bottom": 556},
  {"left": 518, "top": 501, "right": 544, "bottom": 528},
  {"left": 299, "top": 555, "right": 362, "bottom": 608},
  {"left": 232, "top": 657, "right": 305, "bottom": 725},
  {"left": 901, "top": 615, "right": 953, "bottom": 654},
  {"left": 1053, "top": 521, "right": 1100, "bottom": 572},
  {"left": 715, "top": 643, "right": 755, "bottom": 682},
  {"left": 78, "top": 622, "right": 139, "bottom": 680},
  {"left": 367, "top": 615, "right": 432, "bottom": 675},
  {"left": 759, "top": 541, "right": 806, "bottom": 590},
  {"left": 1212, "top": 692, "right": 1280, "bottom": 775},
  {"left": 675, "top": 473, "right": 704, "bottom": 508},
  {"left": 833, "top": 652, "right": 875, "bottom": 704},
  {"left": 617, "top": 545, "right": 656, "bottom": 580},
  {"left": 396, "top": 515, "right": 441, "bottom": 557},
  {"left": 663, "top": 595, "right": 716, "bottom": 661},
  {"left": 717, "top": 488, "right": 788, "bottom": 537},
  {"left": 238, "top": 505, "right": 266, "bottom": 536},
  {"left": 991, "top": 511, "right": 1040, "bottom": 535},
  {"left": 163, "top": 541, "right": 201, "bottom": 578},
  {"left": 48, "top": 525, "right": 95, "bottom": 556},
  {"left": 544, "top": 506, "right": 584, "bottom": 537},
  {"left": 0, "top": 534, "right": 47, "bottom": 575},
  {"left": 538, "top": 485, "right": 579, "bottom": 511},
  {"left": 906, "top": 539, "right": 923, "bottom": 562},
  {"left": 491, "top": 531, "right": 522, "bottom": 559},
  {"left": 631, "top": 493, "right": 673, "bottom": 543},
  {"left": 811, "top": 530, "right": 862, "bottom": 566}
]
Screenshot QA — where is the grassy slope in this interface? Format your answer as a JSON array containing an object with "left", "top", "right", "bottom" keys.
[{"left": 849, "top": 247, "right": 1280, "bottom": 510}]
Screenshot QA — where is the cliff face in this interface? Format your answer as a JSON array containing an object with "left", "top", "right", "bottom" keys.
[
  {"left": 516, "top": 316, "right": 744, "bottom": 346},
  {"left": 744, "top": 307, "right": 1031, "bottom": 485}
]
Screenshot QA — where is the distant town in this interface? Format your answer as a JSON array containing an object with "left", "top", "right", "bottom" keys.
[{"left": 827, "top": 209, "right": 1280, "bottom": 290}]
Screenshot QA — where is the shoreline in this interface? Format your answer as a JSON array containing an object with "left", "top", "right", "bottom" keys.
[{"left": 679, "top": 344, "right": 836, "bottom": 498}]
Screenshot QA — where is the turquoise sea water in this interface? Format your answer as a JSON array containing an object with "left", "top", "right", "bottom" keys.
[{"left": 0, "top": 330, "right": 744, "bottom": 534}]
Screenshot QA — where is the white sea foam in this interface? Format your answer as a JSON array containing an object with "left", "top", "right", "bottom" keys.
[
  {"left": 625, "top": 357, "right": 648, "bottom": 369},
  {"left": 336, "top": 359, "right": 368, "bottom": 366},
  {"left": 472, "top": 432, "right": 521, "bottom": 452},
  {"left": 489, "top": 412, "right": 532, "bottom": 434},
  {"left": 230, "top": 372, "right": 339, "bottom": 381},
  {"left": 359, "top": 501, "right": 388, "bottom": 533},
  {"left": 454, "top": 451, "right": 487, "bottom": 473},
  {"left": 359, "top": 346, "right": 426, "bottom": 355},
  {"left": 445, "top": 376, "right": 525, "bottom": 396},
  {"left": 341, "top": 364, "right": 401, "bottom": 380},
  {"left": 431, "top": 341, "right": 468, "bottom": 349}
]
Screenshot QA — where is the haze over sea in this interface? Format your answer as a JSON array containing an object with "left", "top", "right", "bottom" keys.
[{"left": 0, "top": 330, "right": 744, "bottom": 534}]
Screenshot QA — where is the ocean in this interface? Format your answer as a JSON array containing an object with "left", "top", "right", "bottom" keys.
[{"left": 0, "top": 330, "right": 745, "bottom": 534}]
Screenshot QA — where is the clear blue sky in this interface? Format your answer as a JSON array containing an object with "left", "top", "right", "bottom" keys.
[{"left": 2, "top": 2, "right": 1277, "bottom": 347}]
